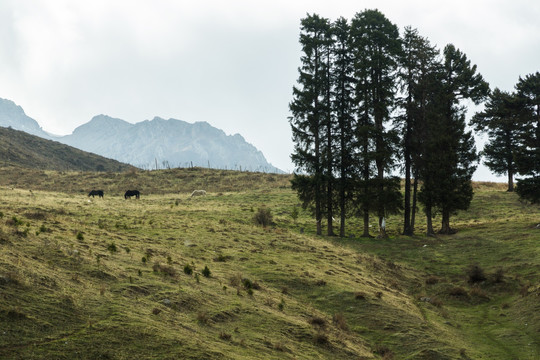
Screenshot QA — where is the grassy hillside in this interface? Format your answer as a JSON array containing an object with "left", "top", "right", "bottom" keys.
[
  {"left": 0, "top": 126, "right": 132, "bottom": 172},
  {"left": 0, "top": 168, "right": 538, "bottom": 359}
]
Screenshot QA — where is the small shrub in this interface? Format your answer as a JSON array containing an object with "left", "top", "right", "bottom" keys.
[
  {"left": 355, "top": 292, "right": 367, "bottom": 300},
  {"left": 76, "top": 232, "right": 84, "bottom": 241},
  {"left": 375, "top": 291, "right": 383, "bottom": 299},
  {"left": 183, "top": 264, "right": 193, "bottom": 275},
  {"left": 470, "top": 287, "right": 490, "bottom": 300},
  {"left": 254, "top": 207, "right": 273, "bottom": 227},
  {"left": 153, "top": 263, "right": 177, "bottom": 277},
  {"left": 492, "top": 268, "right": 505, "bottom": 283},
  {"left": 281, "top": 287, "right": 289, "bottom": 295},
  {"left": 278, "top": 298, "right": 285, "bottom": 311},
  {"left": 374, "top": 345, "right": 394, "bottom": 359},
  {"left": 107, "top": 242, "right": 117, "bottom": 254},
  {"left": 467, "top": 264, "right": 486, "bottom": 283},
  {"left": 202, "top": 265, "right": 211, "bottom": 278},
  {"left": 315, "top": 279, "right": 326, "bottom": 286},
  {"left": 152, "top": 308, "right": 161, "bottom": 315},
  {"left": 313, "top": 331, "right": 329, "bottom": 345},
  {"left": 197, "top": 312, "right": 209, "bottom": 324},
  {"left": 214, "top": 254, "right": 231, "bottom": 262},
  {"left": 11, "top": 216, "right": 23, "bottom": 227},
  {"left": 242, "top": 278, "right": 253, "bottom": 290},
  {"left": 219, "top": 332, "right": 232, "bottom": 341},
  {"left": 141, "top": 256, "right": 148, "bottom": 264},
  {"left": 332, "top": 313, "right": 348, "bottom": 331},
  {"left": 124, "top": 247, "right": 131, "bottom": 254},
  {"left": 291, "top": 206, "right": 299, "bottom": 223},
  {"left": 425, "top": 275, "right": 439, "bottom": 285},
  {"left": 230, "top": 273, "right": 242, "bottom": 288},
  {"left": 309, "top": 316, "right": 327, "bottom": 328},
  {"left": 448, "top": 286, "right": 468, "bottom": 297},
  {"left": 167, "top": 256, "right": 173, "bottom": 265}
]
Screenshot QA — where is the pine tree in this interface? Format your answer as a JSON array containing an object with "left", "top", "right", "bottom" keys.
[
  {"left": 471, "top": 89, "right": 523, "bottom": 191},
  {"left": 331, "top": 17, "right": 356, "bottom": 237},
  {"left": 397, "top": 27, "right": 439, "bottom": 235},
  {"left": 289, "top": 14, "right": 332, "bottom": 235},
  {"left": 350, "top": 9, "right": 403, "bottom": 238},
  {"left": 515, "top": 72, "right": 540, "bottom": 203},
  {"left": 419, "top": 44, "right": 489, "bottom": 234}
]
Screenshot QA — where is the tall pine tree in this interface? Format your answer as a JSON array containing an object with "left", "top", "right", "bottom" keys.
[
  {"left": 471, "top": 89, "right": 523, "bottom": 191},
  {"left": 331, "top": 17, "right": 356, "bottom": 237},
  {"left": 350, "top": 9, "right": 402, "bottom": 238},
  {"left": 289, "top": 14, "right": 332, "bottom": 235},
  {"left": 397, "top": 27, "right": 439, "bottom": 235},
  {"left": 515, "top": 72, "right": 540, "bottom": 203},
  {"left": 419, "top": 44, "right": 488, "bottom": 234}
]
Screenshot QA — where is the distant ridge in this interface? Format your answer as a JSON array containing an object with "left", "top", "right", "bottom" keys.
[
  {"left": 0, "top": 98, "right": 283, "bottom": 173},
  {"left": 0, "top": 126, "right": 132, "bottom": 172},
  {"left": 61, "top": 115, "right": 283, "bottom": 172}
]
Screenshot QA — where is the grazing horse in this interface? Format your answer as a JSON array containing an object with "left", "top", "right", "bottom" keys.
[
  {"left": 88, "top": 190, "right": 104, "bottom": 198},
  {"left": 124, "top": 190, "right": 140, "bottom": 199}
]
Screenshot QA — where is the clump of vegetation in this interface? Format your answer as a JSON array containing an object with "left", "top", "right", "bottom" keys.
[
  {"left": 492, "top": 267, "right": 505, "bottom": 283},
  {"left": 425, "top": 275, "right": 439, "bottom": 285},
  {"left": 76, "top": 232, "right": 84, "bottom": 241},
  {"left": 202, "top": 265, "right": 211, "bottom": 278},
  {"left": 332, "top": 313, "right": 348, "bottom": 331},
  {"left": 107, "top": 242, "right": 117, "bottom": 254},
  {"left": 278, "top": 298, "right": 285, "bottom": 311},
  {"left": 467, "top": 264, "right": 487, "bottom": 283},
  {"left": 313, "top": 331, "right": 329, "bottom": 345},
  {"left": 153, "top": 263, "right": 176, "bottom": 277},
  {"left": 291, "top": 206, "right": 299, "bottom": 223},
  {"left": 448, "top": 286, "right": 468, "bottom": 297},
  {"left": 10, "top": 216, "right": 23, "bottom": 227},
  {"left": 197, "top": 311, "right": 209, "bottom": 325},
  {"left": 309, "top": 316, "right": 327, "bottom": 328},
  {"left": 183, "top": 264, "right": 193, "bottom": 275},
  {"left": 253, "top": 207, "right": 273, "bottom": 227},
  {"left": 219, "top": 332, "right": 232, "bottom": 341}
]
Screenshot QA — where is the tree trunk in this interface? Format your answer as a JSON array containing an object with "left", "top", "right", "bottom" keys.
[
  {"left": 361, "top": 210, "right": 371, "bottom": 237},
  {"left": 411, "top": 177, "right": 418, "bottom": 232},
  {"left": 425, "top": 203, "right": 435, "bottom": 237},
  {"left": 339, "top": 171, "right": 346, "bottom": 237},
  {"left": 439, "top": 208, "right": 456, "bottom": 234},
  {"left": 507, "top": 169, "right": 514, "bottom": 192},
  {"left": 403, "top": 165, "right": 412, "bottom": 235}
]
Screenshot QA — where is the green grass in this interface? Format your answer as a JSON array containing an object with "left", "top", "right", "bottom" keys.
[{"left": 0, "top": 167, "right": 538, "bottom": 359}]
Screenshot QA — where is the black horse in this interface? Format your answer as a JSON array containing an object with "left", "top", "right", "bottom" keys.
[
  {"left": 88, "top": 190, "right": 104, "bottom": 198},
  {"left": 124, "top": 190, "right": 140, "bottom": 199}
]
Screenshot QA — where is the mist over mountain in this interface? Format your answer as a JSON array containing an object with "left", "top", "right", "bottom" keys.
[{"left": 0, "top": 98, "right": 282, "bottom": 173}]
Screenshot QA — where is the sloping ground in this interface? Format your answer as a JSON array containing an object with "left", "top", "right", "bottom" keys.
[
  {"left": 0, "top": 127, "right": 132, "bottom": 172},
  {"left": 0, "top": 169, "right": 538, "bottom": 359}
]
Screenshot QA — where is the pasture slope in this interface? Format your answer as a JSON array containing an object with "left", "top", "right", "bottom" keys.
[{"left": 0, "top": 167, "right": 538, "bottom": 359}]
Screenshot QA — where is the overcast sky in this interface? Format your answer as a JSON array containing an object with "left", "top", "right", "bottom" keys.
[{"left": 1, "top": 0, "right": 539, "bottom": 180}]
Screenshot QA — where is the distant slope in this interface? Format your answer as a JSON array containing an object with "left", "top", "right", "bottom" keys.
[
  {"left": 0, "top": 126, "right": 132, "bottom": 172},
  {"left": 0, "top": 98, "right": 52, "bottom": 139},
  {"left": 60, "top": 115, "right": 282, "bottom": 172}
]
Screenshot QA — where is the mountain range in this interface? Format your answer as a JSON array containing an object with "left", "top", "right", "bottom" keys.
[{"left": 0, "top": 98, "right": 282, "bottom": 173}]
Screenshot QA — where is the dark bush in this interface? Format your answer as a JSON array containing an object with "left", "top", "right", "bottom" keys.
[
  {"left": 202, "top": 265, "right": 211, "bottom": 278},
  {"left": 254, "top": 207, "right": 273, "bottom": 227},
  {"left": 183, "top": 264, "right": 193, "bottom": 275},
  {"left": 467, "top": 264, "right": 487, "bottom": 283},
  {"left": 448, "top": 286, "right": 468, "bottom": 297}
]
